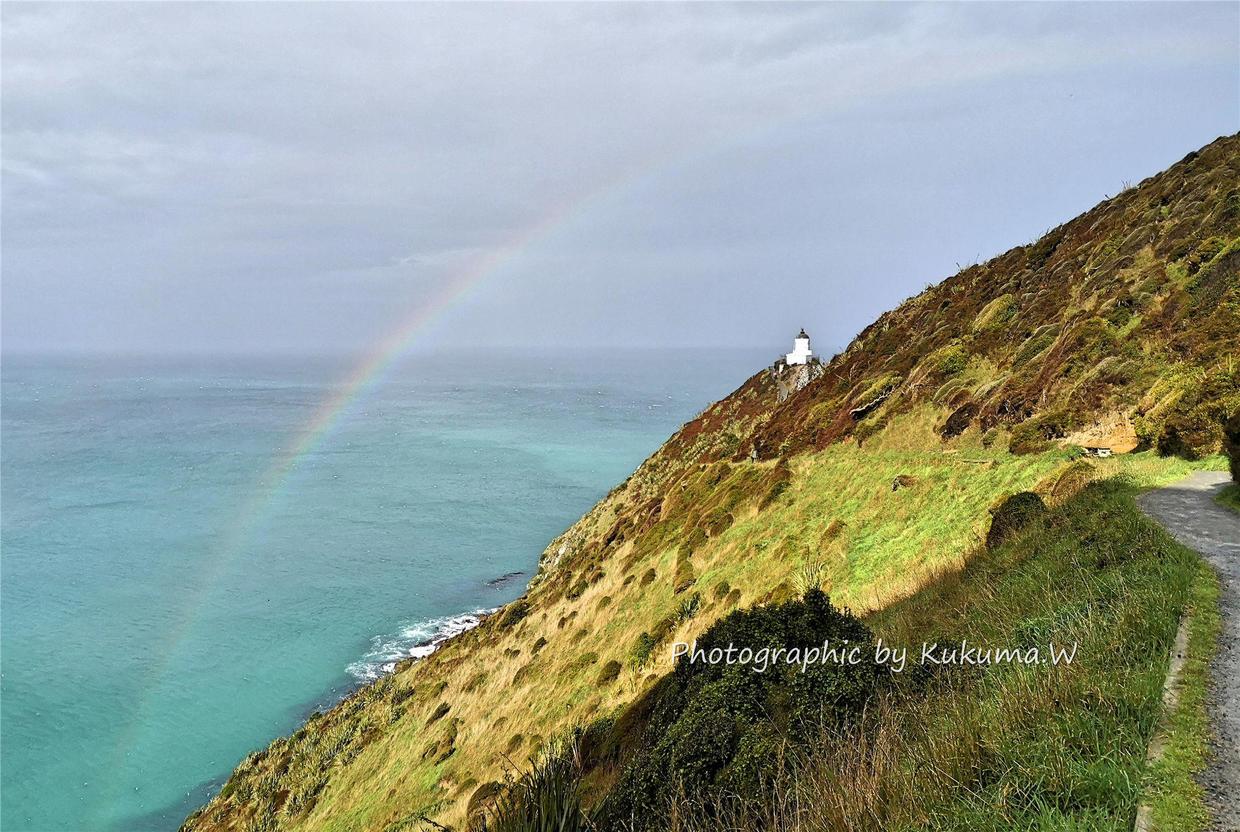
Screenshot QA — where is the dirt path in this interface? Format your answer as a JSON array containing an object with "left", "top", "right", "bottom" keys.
[{"left": 1138, "top": 471, "right": 1240, "bottom": 832}]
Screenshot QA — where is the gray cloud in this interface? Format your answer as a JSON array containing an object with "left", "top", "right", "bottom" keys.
[{"left": 2, "top": 2, "right": 1237, "bottom": 355}]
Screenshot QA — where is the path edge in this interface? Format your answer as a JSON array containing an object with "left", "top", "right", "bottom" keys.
[{"left": 1134, "top": 613, "right": 1192, "bottom": 832}]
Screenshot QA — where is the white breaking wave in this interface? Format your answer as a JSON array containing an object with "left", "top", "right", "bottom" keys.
[{"left": 346, "top": 608, "right": 496, "bottom": 682}]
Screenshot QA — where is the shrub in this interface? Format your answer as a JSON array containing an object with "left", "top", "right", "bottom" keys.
[
  {"left": 630, "top": 632, "right": 656, "bottom": 668},
  {"left": 986, "top": 491, "right": 1047, "bottom": 549},
  {"left": 650, "top": 614, "right": 678, "bottom": 645},
  {"left": 1008, "top": 422, "right": 1048, "bottom": 456},
  {"left": 1159, "top": 404, "right": 1224, "bottom": 460},
  {"left": 702, "top": 508, "right": 734, "bottom": 538},
  {"left": 712, "top": 581, "right": 731, "bottom": 600},
  {"left": 1156, "top": 371, "right": 1239, "bottom": 459},
  {"left": 938, "top": 344, "right": 969, "bottom": 376},
  {"left": 593, "top": 590, "right": 883, "bottom": 831},
  {"left": 673, "top": 557, "right": 696, "bottom": 594},
  {"left": 759, "top": 478, "right": 790, "bottom": 510},
  {"left": 972, "top": 294, "right": 1017, "bottom": 332},
  {"left": 759, "top": 463, "right": 793, "bottom": 510},
  {"left": 469, "top": 739, "right": 587, "bottom": 832},
  {"left": 498, "top": 599, "right": 530, "bottom": 630},
  {"left": 1183, "top": 235, "right": 1226, "bottom": 275},
  {"left": 820, "top": 519, "right": 846, "bottom": 547},
  {"left": 1050, "top": 460, "right": 1096, "bottom": 502},
  {"left": 891, "top": 474, "right": 918, "bottom": 492},
  {"left": 466, "top": 781, "right": 505, "bottom": 826},
  {"left": 675, "top": 592, "right": 701, "bottom": 622},
  {"left": 389, "top": 685, "right": 416, "bottom": 707},
  {"left": 1008, "top": 412, "right": 1072, "bottom": 455},
  {"left": 941, "top": 401, "right": 978, "bottom": 438},
  {"left": 1226, "top": 409, "right": 1240, "bottom": 483},
  {"left": 639, "top": 568, "right": 656, "bottom": 587},
  {"left": 596, "top": 661, "right": 623, "bottom": 687},
  {"left": 570, "top": 652, "right": 599, "bottom": 672}
]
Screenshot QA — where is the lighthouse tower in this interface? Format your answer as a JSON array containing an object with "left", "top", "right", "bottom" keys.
[{"left": 785, "top": 328, "right": 813, "bottom": 365}]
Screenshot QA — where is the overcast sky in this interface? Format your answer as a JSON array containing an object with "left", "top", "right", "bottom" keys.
[{"left": 2, "top": 2, "right": 1237, "bottom": 356}]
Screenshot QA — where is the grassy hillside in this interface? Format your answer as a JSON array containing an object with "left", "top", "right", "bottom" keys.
[
  {"left": 184, "top": 135, "right": 1239, "bottom": 832},
  {"left": 567, "top": 477, "right": 1218, "bottom": 832}
]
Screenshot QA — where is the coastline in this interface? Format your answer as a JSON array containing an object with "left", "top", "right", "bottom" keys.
[
  {"left": 346, "top": 570, "right": 529, "bottom": 683},
  {"left": 346, "top": 607, "right": 498, "bottom": 683}
]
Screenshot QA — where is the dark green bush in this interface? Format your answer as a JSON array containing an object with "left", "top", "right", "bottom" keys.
[
  {"left": 593, "top": 590, "right": 882, "bottom": 831},
  {"left": 1225, "top": 408, "right": 1240, "bottom": 483},
  {"left": 630, "top": 632, "right": 656, "bottom": 668},
  {"left": 596, "top": 660, "right": 623, "bottom": 687},
  {"left": 498, "top": 599, "right": 531, "bottom": 629},
  {"left": 986, "top": 491, "right": 1047, "bottom": 549}
]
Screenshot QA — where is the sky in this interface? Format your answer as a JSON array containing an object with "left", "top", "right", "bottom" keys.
[{"left": 2, "top": 2, "right": 1237, "bottom": 357}]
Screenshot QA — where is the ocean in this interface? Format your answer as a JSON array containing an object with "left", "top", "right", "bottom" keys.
[{"left": 0, "top": 349, "right": 764, "bottom": 832}]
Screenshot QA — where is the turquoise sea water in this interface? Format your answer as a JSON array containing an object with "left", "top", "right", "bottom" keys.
[{"left": 1, "top": 349, "right": 762, "bottom": 832}]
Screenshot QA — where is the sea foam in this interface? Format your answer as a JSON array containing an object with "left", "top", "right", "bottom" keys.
[{"left": 346, "top": 608, "right": 496, "bottom": 682}]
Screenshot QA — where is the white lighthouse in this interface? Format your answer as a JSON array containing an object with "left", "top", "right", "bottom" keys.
[{"left": 785, "top": 328, "right": 813, "bottom": 365}]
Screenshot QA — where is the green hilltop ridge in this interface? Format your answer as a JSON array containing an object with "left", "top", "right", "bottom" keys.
[{"left": 184, "top": 135, "right": 1239, "bottom": 832}]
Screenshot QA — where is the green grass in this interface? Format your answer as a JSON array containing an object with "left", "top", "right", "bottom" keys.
[
  {"left": 612, "top": 478, "right": 1213, "bottom": 831},
  {"left": 1142, "top": 563, "right": 1220, "bottom": 832},
  {"left": 1215, "top": 482, "right": 1240, "bottom": 514},
  {"left": 184, "top": 448, "right": 1222, "bottom": 832}
]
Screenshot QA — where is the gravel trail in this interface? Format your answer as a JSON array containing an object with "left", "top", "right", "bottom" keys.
[{"left": 1139, "top": 471, "right": 1240, "bottom": 832}]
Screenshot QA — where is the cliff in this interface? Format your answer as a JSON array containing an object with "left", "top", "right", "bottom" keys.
[{"left": 184, "top": 134, "right": 1239, "bottom": 832}]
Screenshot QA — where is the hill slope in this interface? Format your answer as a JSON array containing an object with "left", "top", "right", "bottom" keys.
[{"left": 184, "top": 134, "right": 1239, "bottom": 832}]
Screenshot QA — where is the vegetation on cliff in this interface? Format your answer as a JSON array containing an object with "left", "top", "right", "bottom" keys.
[
  {"left": 484, "top": 478, "right": 1215, "bottom": 832},
  {"left": 184, "top": 135, "right": 1238, "bottom": 832}
]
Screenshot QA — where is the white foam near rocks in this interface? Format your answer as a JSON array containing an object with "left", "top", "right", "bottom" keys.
[{"left": 346, "top": 608, "right": 496, "bottom": 682}]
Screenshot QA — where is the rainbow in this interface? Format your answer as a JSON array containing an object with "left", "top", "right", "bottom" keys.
[
  {"left": 96, "top": 153, "right": 672, "bottom": 818},
  {"left": 227, "top": 177, "right": 625, "bottom": 552},
  {"left": 101, "top": 99, "right": 825, "bottom": 814}
]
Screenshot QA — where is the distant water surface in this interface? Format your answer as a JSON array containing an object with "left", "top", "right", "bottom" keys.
[{"left": 0, "top": 348, "right": 764, "bottom": 831}]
